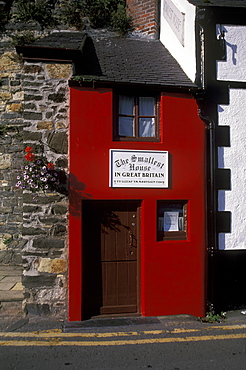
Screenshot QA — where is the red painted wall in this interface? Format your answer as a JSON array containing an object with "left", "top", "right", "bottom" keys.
[{"left": 69, "top": 87, "right": 207, "bottom": 321}]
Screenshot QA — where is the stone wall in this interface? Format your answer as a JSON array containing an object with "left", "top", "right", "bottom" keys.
[
  {"left": 0, "top": 36, "right": 24, "bottom": 265},
  {"left": 0, "top": 31, "right": 72, "bottom": 315},
  {"left": 21, "top": 60, "right": 72, "bottom": 315}
]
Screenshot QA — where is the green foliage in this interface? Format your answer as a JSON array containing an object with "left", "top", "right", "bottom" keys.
[
  {"left": 111, "top": 3, "right": 133, "bottom": 35},
  {"left": 1, "top": 0, "right": 133, "bottom": 34},
  {"left": 11, "top": 31, "right": 37, "bottom": 46},
  {"left": 62, "top": 0, "right": 133, "bottom": 34},
  {"left": 15, "top": 0, "right": 55, "bottom": 28},
  {"left": 0, "top": 0, "right": 14, "bottom": 29},
  {"left": 0, "top": 11, "right": 10, "bottom": 30},
  {"left": 61, "top": 0, "right": 85, "bottom": 30},
  {"left": 72, "top": 75, "right": 95, "bottom": 83},
  {"left": 85, "top": 0, "right": 117, "bottom": 28},
  {"left": 199, "top": 311, "right": 227, "bottom": 323},
  {"left": 3, "top": 236, "right": 13, "bottom": 245},
  {"left": 0, "top": 125, "right": 7, "bottom": 136}
]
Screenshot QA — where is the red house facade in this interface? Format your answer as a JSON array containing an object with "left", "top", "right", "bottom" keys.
[{"left": 68, "top": 34, "right": 207, "bottom": 321}]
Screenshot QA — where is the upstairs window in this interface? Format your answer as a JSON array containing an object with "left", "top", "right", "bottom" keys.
[{"left": 115, "top": 95, "right": 159, "bottom": 141}]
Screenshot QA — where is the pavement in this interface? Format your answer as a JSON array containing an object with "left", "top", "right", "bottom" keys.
[
  {"left": 0, "top": 264, "right": 65, "bottom": 333},
  {"left": 0, "top": 308, "right": 245, "bottom": 335},
  {"left": 63, "top": 310, "right": 246, "bottom": 333},
  {"left": 0, "top": 264, "right": 246, "bottom": 334},
  {"left": 0, "top": 265, "right": 24, "bottom": 312}
]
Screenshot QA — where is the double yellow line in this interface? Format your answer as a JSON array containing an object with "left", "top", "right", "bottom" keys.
[{"left": 0, "top": 325, "right": 245, "bottom": 346}]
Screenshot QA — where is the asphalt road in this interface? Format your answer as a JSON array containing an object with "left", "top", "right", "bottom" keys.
[
  {"left": 0, "top": 337, "right": 246, "bottom": 370},
  {"left": 0, "top": 314, "right": 246, "bottom": 370}
]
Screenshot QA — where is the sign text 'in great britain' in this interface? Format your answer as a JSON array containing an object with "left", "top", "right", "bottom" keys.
[{"left": 110, "top": 149, "right": 169, "bottom": 188}]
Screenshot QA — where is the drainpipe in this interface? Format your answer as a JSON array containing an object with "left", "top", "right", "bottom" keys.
[
  {"left": 195, "top": 7, "right": 218, "bottom": 314},
  {"left": 198, "top": 107, "right": 217, "bottom": 314}
]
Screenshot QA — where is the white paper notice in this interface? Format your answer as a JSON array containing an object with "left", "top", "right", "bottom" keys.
[{"left": 164, "top": 212, "right": 179, "bottom": 231}]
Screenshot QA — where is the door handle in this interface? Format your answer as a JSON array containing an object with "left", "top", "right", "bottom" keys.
[
  {"left": 129, "top": 231, "right": 133, "bottom": 247},
  {"left": 129, "top": 231, "right": 137, "bottom": 248}
]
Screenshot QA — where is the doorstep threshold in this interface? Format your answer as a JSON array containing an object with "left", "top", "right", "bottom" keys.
[{"left": 63, "top": 316, "right": 161, "bottom": 332}]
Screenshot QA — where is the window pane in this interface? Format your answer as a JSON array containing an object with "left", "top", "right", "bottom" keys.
[
  {"left": 139, "top": 118, "right": 155, "bottom": 137},
  {"left": 139, "top": 97, "right": 155, "bottom": 116},
  {"left": 119, "top": 95, "right": 134, "bottom": 115},
  {"left": 119, "top": 116, "right": 134, "bottom": 136}
]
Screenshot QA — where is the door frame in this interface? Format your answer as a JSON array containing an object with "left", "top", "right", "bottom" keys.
[{"left": 81, "top": 199, "right": 141, "bottom": 319}]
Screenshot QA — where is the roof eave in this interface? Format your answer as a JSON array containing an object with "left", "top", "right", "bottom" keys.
[
  {"left": 69, "top": 78, "right": 201, "bottom": 94},
  {"left": 16, "top": 45, "right": 82, "bottom": 63}
]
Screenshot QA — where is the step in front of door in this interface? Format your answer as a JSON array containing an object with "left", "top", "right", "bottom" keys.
[{"left": 100, "top": 304, "right": 137, "bottom": 315}]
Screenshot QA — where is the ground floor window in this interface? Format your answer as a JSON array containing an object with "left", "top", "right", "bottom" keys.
[{"left": 157, "top": 200, "right": 188, "bottom": 241}]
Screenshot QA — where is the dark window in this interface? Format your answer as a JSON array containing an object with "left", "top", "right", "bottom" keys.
[
  {"left": 115, "top": 94, "right": 159, "bottom": 141},
  {"left": 157, "top": 201, "right": 188, "bottom": 241}
]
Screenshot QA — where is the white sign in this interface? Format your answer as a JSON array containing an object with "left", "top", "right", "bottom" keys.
[
  {"left": 163, "top": 0, "right": 185, "bottom": 46},
  {"left": 110, "top": 149, "right": 169, "bottom": 188},
  {"left": 164, "top": 212, "right": 179, "bottom": 231}
]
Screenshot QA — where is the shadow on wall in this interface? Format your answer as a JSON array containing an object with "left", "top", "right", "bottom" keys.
[
  {"left": 50, "top": 168, "right": 69, "bottom": 196},
  {"left": 69, "top": 173, "right": 92, "bottom": 218},
  {"left": 226, "top": 41, "right": 237, "bottom": 65},
  {"left": 217, "top": 129, "right": 231, "bottom": 250},
  {"left": 214, "top": 250, "right": 246, "bottom": 312},
  {"left": 218, "top": 25, "right": 237, "bottom": 65}
]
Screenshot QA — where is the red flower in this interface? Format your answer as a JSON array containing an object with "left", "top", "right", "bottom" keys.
[
  {"left": 47, "top": 162, "right": 55, "bottom": 170},
  {"left": 25, "top": 146, "right": 33, "bottom": 153},
  {"left": 25, "top": 152, "right": 36, "bottom": 161}
]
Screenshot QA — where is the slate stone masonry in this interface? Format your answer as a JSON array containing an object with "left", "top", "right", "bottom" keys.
[
  {"left": 0, "top": 38, "right": 24, "bottom": 265},
  {"left": 21, "top": 60, "right": 72, "bottom": 315},
  {"left": 0, "top": 32, "right": 72, "bottom": 315}
]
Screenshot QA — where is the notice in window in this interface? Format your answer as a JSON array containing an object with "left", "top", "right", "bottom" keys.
[{"left": 164, "top": 212, "right": 179, "bottom": 231}]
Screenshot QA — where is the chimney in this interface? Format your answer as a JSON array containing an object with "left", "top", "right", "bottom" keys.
[{"left": 126, "top": 0, "right": 159, "bottom": 39}]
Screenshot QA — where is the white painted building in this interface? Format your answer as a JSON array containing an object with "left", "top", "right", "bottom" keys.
[
  {"left": 160, "top": 0, "right": 246, "bottom": 251},
  {"left": 160, "top": 0, "right": 197, "bottom": 82},
  {"left": 159, "top": 0, "right": 246, "bottom": 310},
  {"left": 217, "top": 26, "right": 246, "bottom": 250}
]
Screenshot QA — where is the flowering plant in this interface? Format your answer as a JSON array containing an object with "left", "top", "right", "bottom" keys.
[{"left": 16, "top": 146, "right": 60, "bottom": 193}]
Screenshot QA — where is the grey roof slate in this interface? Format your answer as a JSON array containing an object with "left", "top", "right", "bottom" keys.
[
  {"left": 28, "top": 31, "right": 85, "bottom": 50},
  {"left": 187, "top": 0, "right": 246, "bottom": 7},
  {"left": 81, "top": 34, "right": 195, "bottom": 87},
  {"left": 22, "top": 31, "right": 196, "bottom": 89}
]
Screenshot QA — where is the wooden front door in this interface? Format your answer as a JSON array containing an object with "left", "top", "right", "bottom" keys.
[{"left": 82, "top": 200, "right": 140, "bottom": 319}]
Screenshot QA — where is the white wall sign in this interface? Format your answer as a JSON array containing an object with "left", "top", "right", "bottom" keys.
[
  {"left": 110, "top": 149, "right": 169, "bottom": 188},
  {"left": 163, "top": 0, "right": 185, "bottom": 46}
]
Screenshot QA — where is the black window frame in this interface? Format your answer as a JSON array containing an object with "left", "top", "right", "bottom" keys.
[{"left": 114, "top": 92, "right": 160, "bottom": 142}]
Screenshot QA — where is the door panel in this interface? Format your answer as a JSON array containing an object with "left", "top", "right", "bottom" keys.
[
  {"left": 101, "top": 260, "right": 137, "bottom": 313},
  {"left": 82, "top": 200, "right": 139, "bottom": 319}
]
